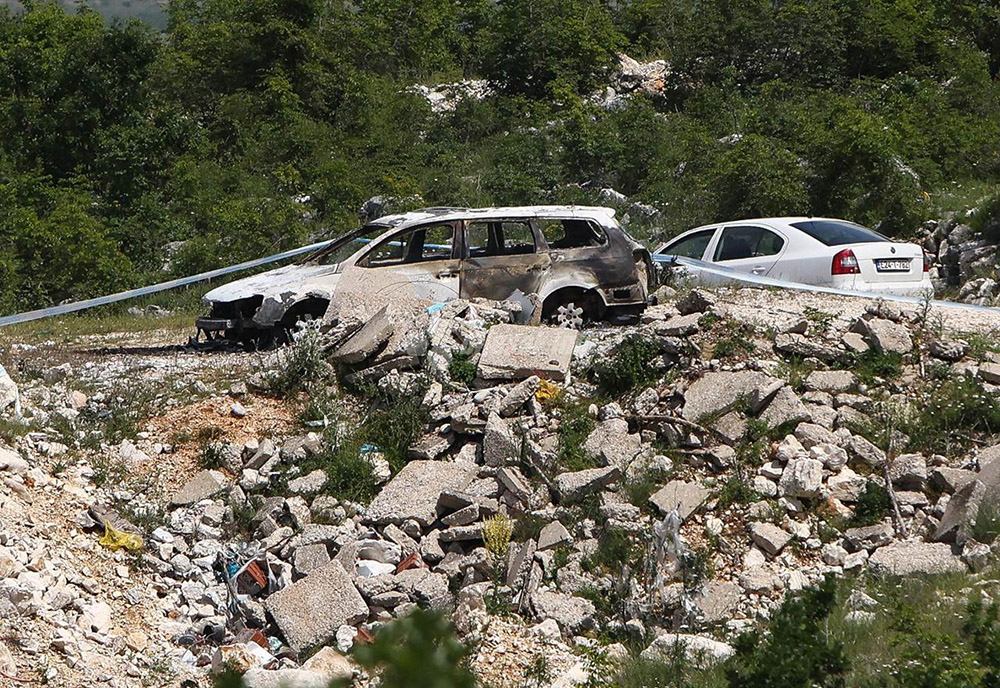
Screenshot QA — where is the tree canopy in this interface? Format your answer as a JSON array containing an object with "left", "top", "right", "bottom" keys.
[{"left": 0, "top": 0, "right": 998, "bottom": 309}]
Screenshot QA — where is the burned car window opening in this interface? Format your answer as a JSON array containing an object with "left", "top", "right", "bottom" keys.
[
  {"left": 365, "top": 224, "right": 455, "bottom": 266},
  {"left": 538, "top": 219, "right": 606, "bottom": 250},
  {"left": 466, "top": 220, "right": 536, "bottom": 257},
  {"left": 311, "top": 224, "right": 388, "bottom": 266}
]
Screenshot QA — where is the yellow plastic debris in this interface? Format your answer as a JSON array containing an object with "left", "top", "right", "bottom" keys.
[
  {"left": 99, "top": 522, "right": 143, "bottom": 551},
  {"left": 534, "top": 379, "right": 561, "bottom": 405}
]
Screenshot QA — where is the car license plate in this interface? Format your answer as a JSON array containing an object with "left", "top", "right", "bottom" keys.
[{"left": 875, "top": 259, "right": 911, "bottom": 272}]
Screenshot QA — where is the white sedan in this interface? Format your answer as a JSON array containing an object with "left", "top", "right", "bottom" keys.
[{"left": 654, "top": 217, "right": 934, "bottom": 297}]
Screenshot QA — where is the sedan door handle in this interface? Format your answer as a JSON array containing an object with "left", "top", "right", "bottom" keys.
[
  {"left": 751, "top": 266, "right": 767, "bottom": 275},
  {"left": 436, "top": 271, "right": 458, "bottom": 279}
]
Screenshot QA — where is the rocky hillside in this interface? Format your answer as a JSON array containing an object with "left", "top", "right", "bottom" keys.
[{"left": 3, "top": 285, "right": 1000, "bottom": 686}]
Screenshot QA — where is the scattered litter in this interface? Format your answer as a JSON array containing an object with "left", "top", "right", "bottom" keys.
[{"left": 99, "top": 522, "right": 143, "bottom": 551}]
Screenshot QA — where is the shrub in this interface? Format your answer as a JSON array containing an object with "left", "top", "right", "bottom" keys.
[
  {"left": 198, "top": 442, "right": 228, "bottom": 470},
  {"left": 970, "top": 193, "right": 1000, "bottom": 243},
  {"left": 351, "top": 609, "right": 476, "bottom": 688},
  {"left": 593, "top": 335, "right": 661, "bottom": 398},
  {"left": 710, "top": 134, "right": 811, "bottom": 220},
  {"left": 448, "top": 354, "right": 476, "bottom": 385},
  {"left": 264, "top": 327, "right": 330, "bottom": 397},
  {"left": 851, "top": 349, "right": 903, "bottom": 384},
  {"left": 726, "top": 575, "right": 848, "bottom": 687},
  {"left": 853, "top": 481, "right": 892, "bottom": 527},
  {"left": 713, "top": 328, "right": 756, "bottom": 361}
]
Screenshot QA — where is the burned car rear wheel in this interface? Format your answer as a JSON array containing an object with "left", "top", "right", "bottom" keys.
[{"left": 542, "top": 289, "right": 604, "bottom": 329}]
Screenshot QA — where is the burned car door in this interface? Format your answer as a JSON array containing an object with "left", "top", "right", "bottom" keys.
[
  {"left": 460, "top": 219, "right": 551, "bottom": 300},
  {"left": 536, "top": 217, "right": 622, "bottom": 282},
  {"left": 353, "top": 221, "right": 462, "bottom": 303}
]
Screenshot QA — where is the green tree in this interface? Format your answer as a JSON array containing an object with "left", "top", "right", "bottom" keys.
[
  {"left": 710, "top": 134, "right": 810, "bottom": 220},
  {"left": 479, "top": 0, "right": 622, "bottom": 98}
]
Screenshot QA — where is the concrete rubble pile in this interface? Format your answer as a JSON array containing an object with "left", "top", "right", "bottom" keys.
[{"left": 3, "top": 286, "right": 1000, "bottom": 686}]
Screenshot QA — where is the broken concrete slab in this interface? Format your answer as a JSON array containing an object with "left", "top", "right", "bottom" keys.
[
  {"left": 582, "top": 418, "right": 641, "bottom": 470},
  {"left": 868, "top": 541, "right": 966, "bottom": 576},
  {"left": 778, "top": 458, "right": 824, "bottom": 499},
  {"left": 851, "top": 317, "right": 912, "bottom": 355},
  {"left": 532, "top": 591, "right": 596, "bottom": 635},
  {"left": 649, "top": 480, "right": 710, "bottom": 521},
  {"left": 803, "top": 370, "right": 857, "bottom": 394},
  {"left": 0, "top": 364, "right": 18, "bottom": 414},
  {"left": 477, "top": 324, "right": 577, "bottom": 382},
  {"left": 694, "top": 581, "right": 741, "bottom": 624},
  {"left": 170, "top": 470, "right": 226, "bottom": 506},
  {"left": 933, "top": 479, "right": 986, "bottom": 543},
  {"left": 537, "top": 521, "right": 573, "bottom": 551},
  {"left": 681, "top": 371, "right": 780, "bottom": 423},
  {"left": 758, "top": 386, "right": 811, "bottom": 430},
  {"left": 483, "top": 413, "right": 520, "bottom": 467},
  {"left": 749, "top": 522, "right": 792, "bottom": 556},
  {"left": 264, "top": 560, "right": 368, "bottom": 652},
  {"left": 364, "top": 460, "right": 477, "bottom": 527},
  {"left": 641, "top": 633, "right": 734, "bottom": 668},
  {"left": 330, "top": 304, "right": 394, "bottom": 364},
  {"left": 554, "top": 466, "right": 622, "bottom": 503}
]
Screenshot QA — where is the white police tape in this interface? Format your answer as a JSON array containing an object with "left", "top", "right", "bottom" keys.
[
  {"left": 0, "top": 238, "right": 339, "bottom": 328},
  {"left": 0, "top": 243, "right": 995, "bottom": 328},
  {"left": 653, "top": 254, "right": 1000, "bottom": 314}
]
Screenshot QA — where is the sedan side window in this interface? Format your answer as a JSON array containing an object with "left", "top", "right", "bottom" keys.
[
  {"left": 714, "top": 226, "right": 784, "bottom": 262},
  {"left": 366, "top": 223, "right": 455, "bottom": 266},
  {"left": 538, "top": 219, "right": 606, "bottom": 250},
  {"left": 664, "top": 230, "right": 714, "bottom": 259},
  {"left": 467, "top": 221, "right": 536, "bottom": 257}
]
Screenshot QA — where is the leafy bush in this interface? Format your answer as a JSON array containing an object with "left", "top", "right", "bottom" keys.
[
  {"left": 264, "top": 327, "right": 330, "bottom": 397},
  {"left": 970, "top": 193, "right": 1000, "bottom": 243},
  {"left": 710, "top": 134, "right": 810, "bottom": 220},
  {"left": 478, "top": 0, "right": 622, "bottom": 98},
  {"left": 726, "top": 575, "right": 848, "bottom": 687},
  {"left": 300, "top": 388, "right": 428, "bottom": 503},
  {"left": 448, "top": 354, "right": 476, "bottom": 385},
  {"left": 593, "top": 335, "right": 662, "bottom": 398},
  {"left": 852, "top": 481, "right": 892, "bottom": 527},
  {"left": 350, "top": 609, "right": 476, "bottom": 688},
  {"left": 851, "top": 349, "right": 904, "bottom": 384}
]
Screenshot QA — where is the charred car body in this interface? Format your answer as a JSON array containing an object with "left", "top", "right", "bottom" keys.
[{"left": 196, "top": 205, "right": 655, "bottom": 344}]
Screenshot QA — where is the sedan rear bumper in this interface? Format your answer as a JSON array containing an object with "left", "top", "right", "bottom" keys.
[{"left": 830, "top": 276, "right": 935, "bottom": 298}]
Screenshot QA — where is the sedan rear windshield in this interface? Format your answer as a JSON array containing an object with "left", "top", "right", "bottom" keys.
[{"left": 791, "top": 220, "right": 888, "bottom": 246}]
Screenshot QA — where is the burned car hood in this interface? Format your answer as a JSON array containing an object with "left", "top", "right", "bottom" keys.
[{"left": 203, "top": 264, "right": 341, "bottom": 304}]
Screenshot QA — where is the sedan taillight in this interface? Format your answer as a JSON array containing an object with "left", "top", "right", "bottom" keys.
[
  {"left": 832, "top": 249, "right": 860, "bottom": 275},
  {"left": 923, "top": 253, "right": 931, "bottom": 272}
]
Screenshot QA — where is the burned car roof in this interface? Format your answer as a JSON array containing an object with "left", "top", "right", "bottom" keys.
[{"left": 372, "top": 205, "right": 618, "bottom": 229}]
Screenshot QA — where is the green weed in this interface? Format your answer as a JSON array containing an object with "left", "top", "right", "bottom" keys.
[
  {"left": 592, "top": 335, "right": 661, "bottom": 398},
  {"left": 448, "top": 354, "right": 477, "bottom": 385},
  {"left": 852, "top": 481, "right": 892, "bottom": 526}
]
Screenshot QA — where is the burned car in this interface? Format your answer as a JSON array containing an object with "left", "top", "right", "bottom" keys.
[{"left": 196, "top": 205, "right": 655, "bottom": 344}]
